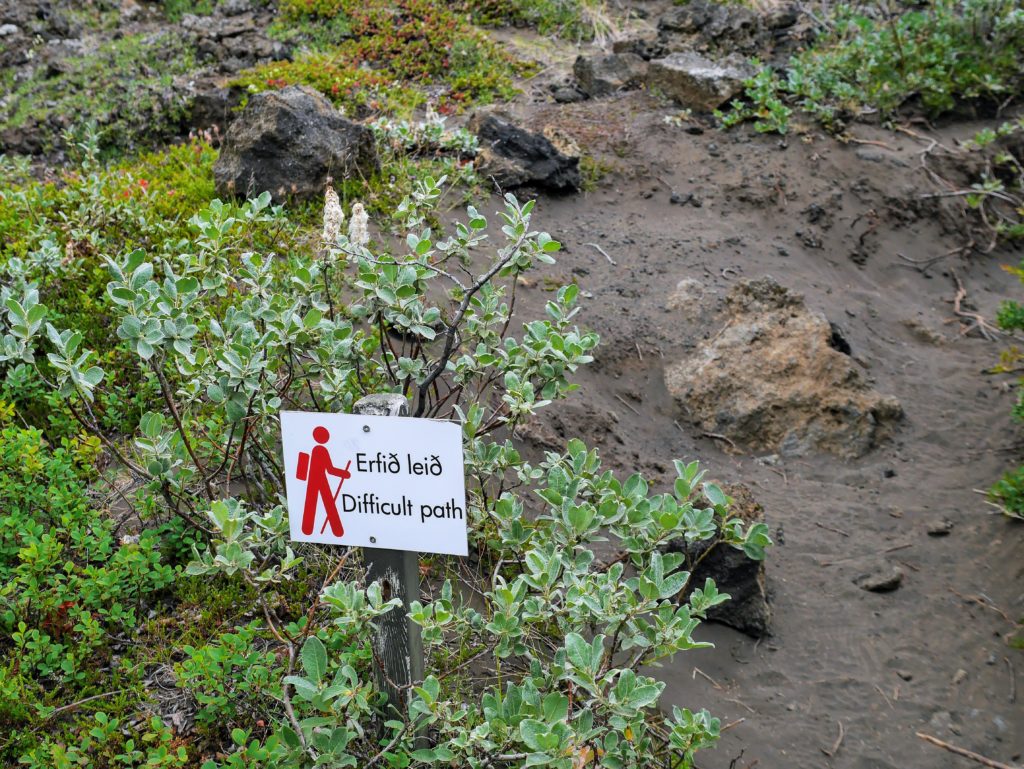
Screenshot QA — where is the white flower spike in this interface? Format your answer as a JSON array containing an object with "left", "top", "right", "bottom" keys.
[
  {"left": 322, "top": 185, "right": 344, "bottom": 247},
  {"left": 348, "top": 201, "right": 369, "bottom": 247}
]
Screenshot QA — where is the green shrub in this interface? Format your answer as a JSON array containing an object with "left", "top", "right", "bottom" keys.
[
  {"left": 176, "top": 622, "right": 285, "bottom": 732},
  {"left": 2, "top": 162, "right": 770, "bottom": 765},
  {"left": 720, "top": 0, "right": 1024, "bottom": 133},
  {"left": 0, "top": 137, "right": 220, "bottom": 439}
]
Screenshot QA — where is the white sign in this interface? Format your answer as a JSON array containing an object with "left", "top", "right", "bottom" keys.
[{"left": 280, "top": 411, "right": 468, "bottom": 556}]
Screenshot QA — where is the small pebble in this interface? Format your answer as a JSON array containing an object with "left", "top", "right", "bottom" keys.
[{"left": 854, "top": 561, "right": 904, "bottom": 592}]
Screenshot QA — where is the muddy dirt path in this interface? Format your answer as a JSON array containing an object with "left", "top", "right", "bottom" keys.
[{"left": 504, "top": 94, "right": 1024, "bottom": 768}]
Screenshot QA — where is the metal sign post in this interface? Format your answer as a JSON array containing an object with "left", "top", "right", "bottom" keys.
[
  {"left": 281, "top": 393, "right": 467, "bottom": 718},
  {"left": 352, "top": 394, "right": 424, "bottom": 715}
]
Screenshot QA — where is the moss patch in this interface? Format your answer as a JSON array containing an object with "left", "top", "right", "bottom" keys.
[
  {"left": 235, "top": 0, "right": 530, "bottom": 116},
  {"left": 1, "top": 32, "right": 197, "bottom": 154}
]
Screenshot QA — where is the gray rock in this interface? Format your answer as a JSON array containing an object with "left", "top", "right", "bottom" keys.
[
  {"left": 646, "top": 52, "right": 753, "bottom": 111},
  {"left": 220, "top": 0, "right": 253, "bottom": 15},
  {"left": 354, "top": 393, "right": 409, "bottom": 417},
  {"left": 0, "top": 24, "right": 20, "bottom": 37},
  {"left": 468, "top": 112, "right": 580, "bottom": 193},
  {"left": 765, "top": 5, "right": 799, "bottom": 29},
  {"left": 854, "top": 560, "right": 904, "bottom": 592},
  {"left": 120, "top": 0, "right": 144, "bottom": 23},
  {"left": 552, "top": 86, "right": 586, "bottom": 104},
  {"left": 658, "top": 0, "right": 764, "bottom": 50},
  {"left": 190, "top": 85, "right": 245, "bottom": 131},
  {"left": 665, "top": 277, "right": 706, "bottom": 320},
  {"left": 573, "top": 53, "right": 647, "bottom": 97},
  {"left": 611, "top": 35, "right": 667, "bottom": 61},
  {"left": 213, "top": 85, "right": 378, "bottom": 203},
  {"left": 927, "top": 518, "right": 954, "bottom": 536}
]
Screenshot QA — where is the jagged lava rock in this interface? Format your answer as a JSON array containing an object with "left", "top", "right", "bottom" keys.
[
  {"left": 664, "top": 484, "right": 770, "bottom": 637},
  {"left": 469, "top": 112, "right": 581, "bottom": 192},
  {"left": 213, "top": 85, "right": 377, "bottom": 202},
  {"left": 664, "top": 278, "right": 902, "bottom": 458}
]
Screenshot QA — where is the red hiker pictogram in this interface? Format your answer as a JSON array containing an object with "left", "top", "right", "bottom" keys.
[{"left": 296, "top": 426, "right": 351, "bottom": 537}]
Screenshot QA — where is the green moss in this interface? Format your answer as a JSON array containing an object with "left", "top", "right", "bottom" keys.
[
  {"left": 235, "top": 0, "right": 528, "bottom": 116},
  {"left": 1, "top": 32, "right": 198, "bottom": 153},
  {"left": 468, "top": 0, "right": 607, "bottom": 41},
  {"left": 162, "top": 0, "right": 217, "bottom": 21},
  {"left": 579, "top": 154, "right": 615, "bottom": 191}
]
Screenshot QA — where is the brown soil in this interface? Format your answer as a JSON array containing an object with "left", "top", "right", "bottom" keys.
[{"left": 501, "top": 85, "right": 1024, "bottom": 767}]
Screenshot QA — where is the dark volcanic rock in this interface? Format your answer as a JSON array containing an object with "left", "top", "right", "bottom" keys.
[
  {"left": 469, "top": 113, "right": 580, "bottom": 193},
  {"left": 665, "top": 484, "right": 771, "bottom": 637},
  {"left": 657, "top": 0, "right": 766, "bottom": 52},
  {"left": 181, "top": 9, "right": 291, "bottom": 73},
  {"left": 612, "top": 36, "right": 669, "bottom": 61},
  {"left": 552, "top": 86, "right": 587, "bottom": 104},
  {"left": 213, "top": 85, "right": 377, "bottom": 202},
  {"left": 189, "top": 85, "right": 246, "bottom": 132},
  {"left": 573, "top": 53, "right": 647, "bottom": 97}
]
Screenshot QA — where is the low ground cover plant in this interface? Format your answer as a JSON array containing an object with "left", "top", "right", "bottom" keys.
[
  {"left": 0, "top": 31, "right": 198, "bottom": 153},
  {"left": 719, "top": 0, "right": 1024, "bottom": 134},
  {"left": 236, "top": 0, "right": 529, "bottom": 115}
]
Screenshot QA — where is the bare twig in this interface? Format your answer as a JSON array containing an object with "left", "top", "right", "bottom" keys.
[
  {"left": 948, "top": 269, "right": 1002, "bottom": 341},
  {"left": 820, "top": 720, "right": 844, "bottom": 758},
  {"left": 614, "top": 393, "right": 641, "bottom": 415},
  {"left": 724, "top": 698, "right": 755, "bottom": 714},
  {"left": 414, "top": 230, "right": 531, "bottom": 417},
  {"left": 916, "top": 732, "right": 1019, "bottom": 769},
  {"left": 949, "top": 587, "right": 1013, "bottom": 622},
  {"left": 814, "top": 521, "right": 850, "bottom": 537},
  {"left": 721, "top": 718, "right": 746, "bottom": 733},
  {"left": 702, "top": 432, "right": 739, "bottom": 451},
  {"left": 874, "top": 684, "right": 894, "bottom": 709},
  {"left": 884, "top": 542, "right": 913, "bottom": 554},
  {"left": 585, "top": 242, "right": 616, "bottom": 265},
  {"left": 43, "top": 689, "right": 123, "bottom": 719},
  {"left": 151, "top": 361, "right": 216, "bottom": 499},
  {"left": 897, "top": 246, "right": 964, "bottom": 272},
  {"left": 1006, "top": 657, "right": 1017, "bottom": 704},
  {"left": 846, "top": 136, "right": 895, "bottom": 150},
  {"left": 692, "top": 667, "right": 723, "bottom": 690}
]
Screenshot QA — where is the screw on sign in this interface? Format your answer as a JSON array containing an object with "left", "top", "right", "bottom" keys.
[{"left": 295, "top": 426, "right": 352, "bottom": 537}]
